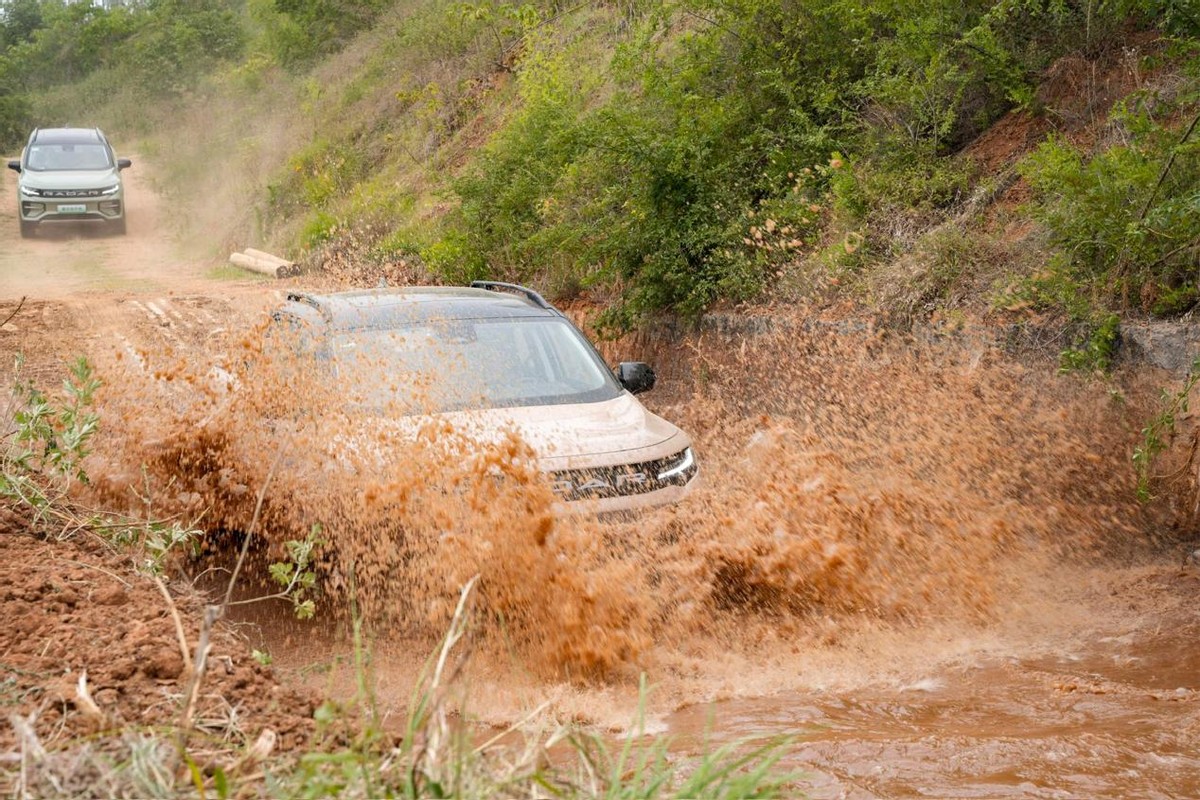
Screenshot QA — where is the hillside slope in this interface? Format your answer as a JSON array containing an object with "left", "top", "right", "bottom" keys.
[
  {"left": 169, "top": 2, "right": 1200, "bottom": 340},
  {"left": 3, "top": 0, "right": 1197, "bottom": 351}
]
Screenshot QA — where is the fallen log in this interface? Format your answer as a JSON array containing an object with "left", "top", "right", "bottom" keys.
[
  {"left": 229, "top": 252, "right": 291, "bottom": 278},
  {"left": 243, "top": 248, "right": 294, "bottom": 270}
]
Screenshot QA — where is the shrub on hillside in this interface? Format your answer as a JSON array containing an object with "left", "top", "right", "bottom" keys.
[
  {"left": 262, "top": 0, "right": 392, "bottom": 65},
  {"left": 428, "top": 0, "right": 1175, "bottom": 325},
  {"left": 0, "top": 58, "right": 29, "bottom": 150},
  {"left": 1020, "top": 100, "right": 1200, "bottom": 315}
]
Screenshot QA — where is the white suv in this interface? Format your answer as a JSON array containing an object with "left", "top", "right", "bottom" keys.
[
  {"left": 7, "top": 127, "right": 131, "bottom": 237},
  {"left": 269, "top": 282, "right": 698, "bottom": 513}
]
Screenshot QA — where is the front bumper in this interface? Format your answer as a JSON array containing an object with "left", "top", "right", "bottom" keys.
[
  {"left": 551, "top": 475, "right": 699, "bottom": 516},
  {"left": 547, "top": 446, "right": 699, "bottom": 515},
  {"left": 18, "top": 192, "right": 124, "bottom": 224}
]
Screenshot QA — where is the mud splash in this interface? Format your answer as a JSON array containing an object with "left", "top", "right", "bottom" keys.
[
  {"left": 81, "top": 305, "right": 1170, "bottom": 674},
  {"left": 88, "top": 317, "right": 651, "bottom": 673},
  {"left": 65, "top": 298, "right": 1200, "bottom": 795}
]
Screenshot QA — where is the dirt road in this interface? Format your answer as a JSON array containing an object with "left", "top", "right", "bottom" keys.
[
  {"left": 0, "top": 160, "right": 285, "bottom": 385},
  {"left": 0, "top": 158, "right": 216, "bottom": 299}
]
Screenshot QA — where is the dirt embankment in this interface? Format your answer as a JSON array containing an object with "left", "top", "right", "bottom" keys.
[{"left": 0, "top": 507, "right": 316, "bottom": 766}]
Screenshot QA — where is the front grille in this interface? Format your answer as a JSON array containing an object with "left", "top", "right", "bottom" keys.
[
  {"left": 41, "top": 188, "right": 106, "bottom": 198},
  {"left": 550, "top": 449, "right": 697, "bottom": 502}
]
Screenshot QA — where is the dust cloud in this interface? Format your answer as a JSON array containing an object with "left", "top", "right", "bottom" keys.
[{"left": 0, "top": 159, "right": 212, "bottom": 299}]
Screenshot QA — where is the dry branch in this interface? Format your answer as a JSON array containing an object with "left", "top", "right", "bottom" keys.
[
  {"left": 1, "top": 296, "right": 25, "bottom": 328},
  {"left": 155, "top": 575, "right": 193, "bottom": 673}
]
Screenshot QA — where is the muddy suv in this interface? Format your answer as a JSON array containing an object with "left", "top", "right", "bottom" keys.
[
  {"left": 7, "top": 127, "right": 131, "bottom": 237},
  {"left": 269, "top": 282, "right": 698, "bottom": 513}
]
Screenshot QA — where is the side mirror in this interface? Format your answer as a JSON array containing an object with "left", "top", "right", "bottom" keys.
[
  {"left": 617, "top": 362, "right": 656, "bottom": 395},
  {"left": 6, "top": 160, "right": 20, "bottom": 173},
  {"left": 116, "top": 158, "right": 132, "bottom": 170}
]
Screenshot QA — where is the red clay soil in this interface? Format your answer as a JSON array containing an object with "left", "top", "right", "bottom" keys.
[{"left": 0, "top": 503, "right": 316, "bottom": 756}]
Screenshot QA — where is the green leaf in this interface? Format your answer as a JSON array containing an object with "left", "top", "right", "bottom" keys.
[{"left": 268, "top": 561, "right": 295, "bottom": 586}]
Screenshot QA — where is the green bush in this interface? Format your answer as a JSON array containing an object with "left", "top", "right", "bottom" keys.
[
  {"left": 301, "top": 211, "right": 340, "bottom": 247},
  {"left": 422, "top": 228, "right": 487, "bottom": 283},
  {"left": 439, "top": 30, "right": 599, "bottom": 281},
  {"left": 1020, "top": 102, "right": 1200, "bottom": 315},
  {"left": 1059, "top": 312, "right": 1121, "bottom": 375},
  {"left": 0, "top": 0, "right": 43, "bottom": 50},
  {"left": 441, "top": 6, "right": 848, "bottom": 323},
  {"left": 1118, "top": 0, "right": 1200, "bottom": 37},
  {"left": 997, "top": 255, "right": 1096, "bottom": 322},
  {"left": 270, "top": 137, "right": 371, "bottom": 217},
  {"left": 831, "top": 141, "right": 971, "bottom": 222},
  {"left": 265, "top": 0, "right": 391, "bottom": 65},
  {"left": 0, "top": 57, "right": 30, "bottom": 150},
  {"left": 432, "top": 0, "right": 1169, "bottom": 325}
]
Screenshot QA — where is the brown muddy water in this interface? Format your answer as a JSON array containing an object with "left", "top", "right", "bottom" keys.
[
  {"left": 84, "top": 307, "right": 1200, "bottom": 799},
  {"left": 660, "top": 575, "right": 1200, "bottom": 799},
  {"left": 226, "top": 562, "right": 1200, "bottom": 799}
]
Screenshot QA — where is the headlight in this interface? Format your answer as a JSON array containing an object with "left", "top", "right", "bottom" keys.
[
  {"left": 19, "top": 184, "right": 42, "bottom": 197},
  {"left": 100, "top": 184, "right": 120, "bottom": 195},
  {"left": 657, "top": 447, "right": 695, "bottom": 482}
]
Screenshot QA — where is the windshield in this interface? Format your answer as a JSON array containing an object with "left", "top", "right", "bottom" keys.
[
  {"left": 326, "top": 317, "right": 623, "bottom": 413},
  {"left": 25, "top": 143, "right": 113, "bottom": 172}
]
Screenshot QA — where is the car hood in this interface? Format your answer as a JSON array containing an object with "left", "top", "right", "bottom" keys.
[
  {"left": 20, "top": 168, "right": 121, "bottom": 190},
  {"left": 334, "top": 392, "right": 687, "bottom": 471}
]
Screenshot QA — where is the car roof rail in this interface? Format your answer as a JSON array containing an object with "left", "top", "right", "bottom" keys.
[
  {"left": 284, "top": 291, "right": 332, "bottom": 321},
  {"left": 470, "top": 280, "right": 552, "bottom": 310}
]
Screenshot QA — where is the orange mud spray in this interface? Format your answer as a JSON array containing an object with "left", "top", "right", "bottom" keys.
[{"left": 84, "top": 306, "right": 1182, "bottom": 737}]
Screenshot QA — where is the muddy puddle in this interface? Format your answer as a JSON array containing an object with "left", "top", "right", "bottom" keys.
[
  {"left": 72, "top": 304, "right": 1200, "bottom": 798},
  {"left": 667, "top": 655, "right": 1199, "bottom": 798},
  {"left": 662, "top": 607, "right": 1200, "bottom": 798}
]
